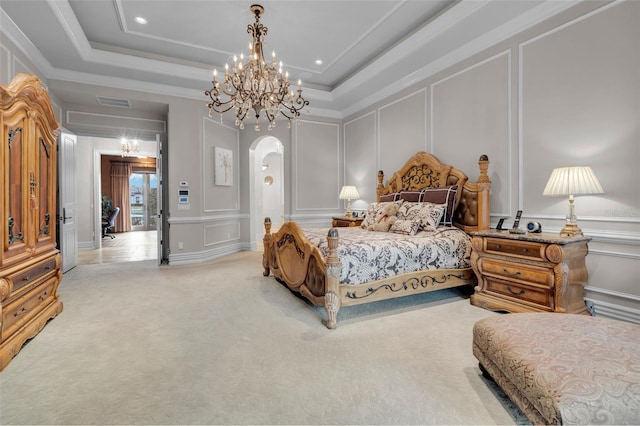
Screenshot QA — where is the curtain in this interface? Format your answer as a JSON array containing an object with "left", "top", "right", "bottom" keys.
[{"left": 111, "top": 162, "right": 132, "bottom": 232}]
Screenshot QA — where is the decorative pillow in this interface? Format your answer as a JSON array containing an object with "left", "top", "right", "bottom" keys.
[
  {"left": 398, "top": 191, "right": 422, "bottom": 202},
  {"left": 396, "top": 202, "right": 424, "bottom": 222},
  {"left": 379, "top": 192, "right": 400, "bottom": 202},
  {"left": 390, "top": 219, "right": 421, "bottom": 236},
  {"left": 419, "top": 203, "right": 445, "bottom": 231},
  {"left": 420, "top": 185, "right": 458, "bottom": 226},
  {"left": 360, "top": 203, "right": 379, "bottom": 229},
  {"left": 396, "top": 202, "right": 445, "bottom": 231}
]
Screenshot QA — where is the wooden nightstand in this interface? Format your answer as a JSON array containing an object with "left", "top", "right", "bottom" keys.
[
  {"left": 470, "top": 231, "right": 591, "bottom": 315},
  {"left": 332, "top": 216, "right": 363, "bottom": 227}
]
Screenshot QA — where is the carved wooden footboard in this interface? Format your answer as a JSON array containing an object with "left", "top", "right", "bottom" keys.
[
  {"left": 263, "top": 219, "right": 341, "bottom": 328},
  {"left": 262, "top": 152, "right": 491, "bottom": 329}
]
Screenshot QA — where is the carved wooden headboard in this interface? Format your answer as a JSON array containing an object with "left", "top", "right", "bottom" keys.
[{"left": 376, "top": 152, "right": 491, "bottom": 233}]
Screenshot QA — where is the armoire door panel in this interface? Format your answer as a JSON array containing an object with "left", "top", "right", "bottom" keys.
[{"left": 4, "top": 122, "right": 29, "bottom": 264}]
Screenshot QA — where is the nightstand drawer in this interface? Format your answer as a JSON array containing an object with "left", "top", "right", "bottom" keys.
[
  {"left": 484, "top": 238, "right": 546, "bottom": 261},
  {"left": 485, "top": 278, "right": 553, "bottom": 309},
  {"left": 481, "top": 259, "right": 553, "bottom": 287}
]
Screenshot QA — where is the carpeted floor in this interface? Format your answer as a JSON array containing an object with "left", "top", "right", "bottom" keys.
[{"left": 0, "top": 251, "right": 529, "bottom": 425}]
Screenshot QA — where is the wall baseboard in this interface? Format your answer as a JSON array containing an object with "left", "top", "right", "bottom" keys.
[
  {"left": 78, "top": 241, "right": 95, "bottom": 251},
  {"left": 586, "top": 298, "right": 640, "bottom": 325},
  {"left": 168, "top": 242, "right": 244, "bottom": 265}
]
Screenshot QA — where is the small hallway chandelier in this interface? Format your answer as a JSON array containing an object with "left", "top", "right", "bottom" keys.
[
  {"left": 121, "top": 138, "right": 139, "bottom": 157},
  {"left": 205, "top": 4, "right": 309, "bottom": 131}
]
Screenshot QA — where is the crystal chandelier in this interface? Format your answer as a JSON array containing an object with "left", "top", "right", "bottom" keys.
[
  {"left": 121, "top": 138, "right": 139, "bottom": 157},
  {"left": 205, "top": 4, "right": 309, "bottom": 131}
]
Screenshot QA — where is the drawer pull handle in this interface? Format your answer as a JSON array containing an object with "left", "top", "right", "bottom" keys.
[
  {"left": 22, "top": 276, "right": 30, "bottom": 281},
  {"left": 39, "top": 291, "right": 48, "bottom": 301},
  {"left": 522, "top": 248, "right": 528, "bottom": 253},
  {"left": 507, "top": 286, "right": 525, "bottom": 296},
  {"left": 503, "top": 268, "right": 522, "bottom": 276},
  {"left": 495, "top": 244, "right": 501, "bottom": 249},
  {"left": 14, "top": 307, "right": 29, "bottom": 317},
  {"left": 44, "top": 266, "right": 51, "bottom": 270}
]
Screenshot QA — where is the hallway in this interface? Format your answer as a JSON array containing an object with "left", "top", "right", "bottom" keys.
[{"left": 77, "top": 230, "right": 157, "bottom": 265}]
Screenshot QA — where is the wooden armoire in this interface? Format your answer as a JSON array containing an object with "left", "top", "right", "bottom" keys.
[{"left": 0, "top": 74, "right": 63, "bottom": 370}]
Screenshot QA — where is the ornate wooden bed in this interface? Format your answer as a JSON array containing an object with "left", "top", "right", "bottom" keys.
[{"left": 262, "top": 152, "right": 491, "bottom": 328}]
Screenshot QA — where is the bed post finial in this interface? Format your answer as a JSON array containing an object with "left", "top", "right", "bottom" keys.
[
  {"left": 376, "top": 170, "right": 384, "bottom": 202},
  {"left": 325, "top": 228, "right": 341, "bottom": 329},
  {"left": 262, "top": 217, "right": 272, "bottom": 276},
  {"left": 478, "top": 155, "right": 490, "bottom": 185},
  {"left": 476, "top": 156, "right": 491, "bottom": 230}
]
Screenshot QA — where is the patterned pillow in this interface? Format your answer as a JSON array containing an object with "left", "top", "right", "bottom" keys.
[
  {"left": 390, "top": 219, "right": 421, "bottom": 236},
  {"left": 396, "top": 202, "right": 424, "bottom": 222},
  {"left": 419, "top": 203, "right": 445, "bottom": 231},
  {"left": 360, "top": 203, "right": 379, "bottom": 229},
  {"left": 396, "top": 202, "right": 445, "bottom": 231},
  {"left": 421, "top": 185, "right": 458, "bottom": 226}
]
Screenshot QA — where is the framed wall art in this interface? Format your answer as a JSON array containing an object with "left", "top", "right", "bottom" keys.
[{"left": 215, "top": 146, "right": 233, "bottom": 186}]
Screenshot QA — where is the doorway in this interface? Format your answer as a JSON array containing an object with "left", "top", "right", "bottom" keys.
[
  {"left": 77, "top": 136, "right": 162, "bottom": 265},
  {"left": 251, "top": 137, "right": 284, "bottom": 243}
]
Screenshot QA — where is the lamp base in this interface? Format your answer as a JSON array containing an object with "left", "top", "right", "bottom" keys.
[
  {"left": 344, "top": 210, "right": 352, "bottom": 218},
  {"left": 560, "top": 223, "right": 583, "bottom": 237}
]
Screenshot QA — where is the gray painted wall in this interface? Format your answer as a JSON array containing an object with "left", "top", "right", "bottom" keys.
[{"left": 343, "top": 1, "right": 639, "bottom": 320}]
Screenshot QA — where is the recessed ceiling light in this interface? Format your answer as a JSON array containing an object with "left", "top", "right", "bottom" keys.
[
  {"left": 135, "top": 17, "right": 148, "bottom": 24},
  {"left": 315, "top": 59, "right": 323, "bottom": 65}
]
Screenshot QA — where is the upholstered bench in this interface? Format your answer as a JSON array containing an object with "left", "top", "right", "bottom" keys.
[{"left": 473, "top": 313, "right": 640, "bottom": 425}]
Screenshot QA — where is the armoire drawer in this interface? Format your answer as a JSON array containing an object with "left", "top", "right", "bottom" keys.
[
  {"left": 2, "top": 278, "right": 56, "bottom": 340},
  {"left": 7, "top": 257, "right": 57, "bottom": 296}
]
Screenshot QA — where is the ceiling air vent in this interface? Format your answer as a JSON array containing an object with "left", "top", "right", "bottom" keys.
[{"left": 97, "top": 96, "right": 131, "bottom": 108}]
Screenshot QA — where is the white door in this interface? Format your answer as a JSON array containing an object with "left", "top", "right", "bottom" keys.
[
  {"left": 58, "top": 131, "right": 77, "bottom": 272},
  {"left": 156, "top": 134, "right": 163, "bottom": 265}
]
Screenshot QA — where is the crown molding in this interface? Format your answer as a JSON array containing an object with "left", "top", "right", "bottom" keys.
[{"left": 3, "top": 0, "right": 582, "bottom": 121}]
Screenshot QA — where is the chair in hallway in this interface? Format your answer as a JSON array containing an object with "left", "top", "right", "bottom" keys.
[{"left": 102, "top": 207, "right": 120, "bottom": 239}]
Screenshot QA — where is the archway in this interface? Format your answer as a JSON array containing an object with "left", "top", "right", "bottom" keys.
[{"left": 250, "top": 136, "right": 284, "bottom": 246}]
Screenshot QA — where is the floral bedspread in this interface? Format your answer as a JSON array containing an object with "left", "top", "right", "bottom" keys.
[{"left": 302, "top": 227, "right": 472, "bottom": 285}]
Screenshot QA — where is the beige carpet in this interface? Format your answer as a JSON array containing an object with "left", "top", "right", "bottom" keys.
[{"left": 0, "top": 251, "right": 528, "bottom": 425}]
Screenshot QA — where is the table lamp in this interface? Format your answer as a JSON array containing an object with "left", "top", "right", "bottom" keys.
[
  {"left": 542, "top": 166, "right": 603, "bottom": 236},
  {"left": 339, "top": 185, "right": 360, "bottom": 218}
]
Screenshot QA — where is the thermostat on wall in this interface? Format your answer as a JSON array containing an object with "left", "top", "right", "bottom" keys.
[
  {"left": 178, "top": 189, "right": 189, "bottom": 196},
  {"left": 179, "top": 181, "right": 189, "bottom": 187}
]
